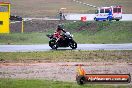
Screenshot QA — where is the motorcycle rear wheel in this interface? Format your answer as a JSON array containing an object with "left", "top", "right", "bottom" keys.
[{"left": 49, "top": 40, "right": 58, "bottom": 50}]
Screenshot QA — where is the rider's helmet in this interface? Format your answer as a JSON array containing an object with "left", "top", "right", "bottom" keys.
[{"left": 57, "top": 24, "right": 63, "bottom": 30}]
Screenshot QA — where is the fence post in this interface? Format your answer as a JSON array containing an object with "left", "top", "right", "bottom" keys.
[{"left": 21, "top": 19, "right": 24, "bottom": 33}]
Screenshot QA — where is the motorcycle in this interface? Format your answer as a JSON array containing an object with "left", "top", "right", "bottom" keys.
[{"left": 47, "top": 32, "right": 77, "bottom": 49}]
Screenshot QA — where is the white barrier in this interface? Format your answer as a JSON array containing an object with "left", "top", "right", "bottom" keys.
[
  {"left": 65, "top": 14, "right": 132, "bottom": 21},
  {"left": 121, "top": 14, "right": 132, "bottom": 21},
  {"left": 65, "top": 14, "right": 95, "bottom": 21}
]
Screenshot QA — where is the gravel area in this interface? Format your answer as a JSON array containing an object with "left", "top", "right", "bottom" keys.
[{"left": 0, "top": 62, "right": 132, "bottom": 83}]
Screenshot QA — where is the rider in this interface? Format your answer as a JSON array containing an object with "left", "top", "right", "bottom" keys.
[{"left": 53, "top": 24, "right": 66, "bottom": 43}]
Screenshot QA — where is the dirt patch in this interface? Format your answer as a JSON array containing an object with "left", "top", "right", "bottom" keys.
[
  {"left": 0, "top": 62, "right": 132, "bottom": 84},
  {"left": 10, "top": 20, "right": 60, "bottom": 32},
  {"left": 77, "top": 22, "right": 98, "bottom": 32},
  {"left": 10, "top": 20, "right": 102, "bottom": 33},
  {"left": 10, "top": 20, "right": 72, "bottom": 32}
]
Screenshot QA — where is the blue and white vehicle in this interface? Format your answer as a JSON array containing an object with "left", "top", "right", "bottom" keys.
[{"left": 94, "top": 6, "right": 122, "bottom": 21}]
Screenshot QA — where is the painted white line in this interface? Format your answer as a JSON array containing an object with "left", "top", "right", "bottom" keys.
[
  {"left": 10, "top": 21, "right": 21, "bottom": 24},
  {"left": 72, "top": 0, "right": 97, "bottom": 8}
]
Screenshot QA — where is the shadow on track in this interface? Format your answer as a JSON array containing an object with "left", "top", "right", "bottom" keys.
[{"left": 49, "top": 48, "right": 76, "bottom": 51}]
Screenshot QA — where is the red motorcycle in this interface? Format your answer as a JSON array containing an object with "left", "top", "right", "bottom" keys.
[{"left": 47, "top": 32, "right": 77, "bottom": 50}]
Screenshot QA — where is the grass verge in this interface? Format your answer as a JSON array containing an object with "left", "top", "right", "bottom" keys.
[
  {"left": 0, "top": 50, "right": 132, "bottom": 63},
  {"left": 0, "top": 32, "right": 49, "bottom": 45},
  {"left": 0, "top": 78, "right": 131, "bottom": 88},
  {"left": 65, "top": 21, "right": 132, "bottom": 44},
  {"left": 1, "top": 21, "right": 132, "bottom": 44}
]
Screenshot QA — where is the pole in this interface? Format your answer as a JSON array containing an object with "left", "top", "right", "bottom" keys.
[{"left": 21, "top": 19, "right": 24, "bottom": 33}]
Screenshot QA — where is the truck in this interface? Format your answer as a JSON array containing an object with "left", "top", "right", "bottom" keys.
[{"left": 94, "top": 6, "right": 122, "bottom": 21}]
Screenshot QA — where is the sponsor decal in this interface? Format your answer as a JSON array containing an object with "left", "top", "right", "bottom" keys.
[{"left": 76, "top": 66, "right": 131, "bottom": 85}]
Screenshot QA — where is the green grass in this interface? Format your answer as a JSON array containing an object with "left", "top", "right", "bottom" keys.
[
  {"left": 0, "top": 21, "right": 132, "bottom": 44},
  {"left": 0, "top": 51, "right": 132, "bottom": 62},
  {"left": 0, "top": 32, "right": 49, "bottom": 44},
  {"left": 65, "top": 21, "right": 132, "bottom": 44},
  {"left": 79, "top": 0, "right": 132, "bottom": 14},
  {"left": 11, "top": 0, "right": 132, "bottom": 17},
  {"left": 0, "top": 78, "right": 131, "bottom": 88},
  {"left": 11, "top": 0, "right": 95, "bottom": 17}
]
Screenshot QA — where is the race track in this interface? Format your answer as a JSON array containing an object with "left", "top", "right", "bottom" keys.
[{"left": 0, "top": 43, "right": 132, "bottom": 52}]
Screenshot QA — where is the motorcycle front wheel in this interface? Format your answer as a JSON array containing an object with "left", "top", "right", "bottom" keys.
[{"left": 69, "top": 40, "right": 77, "bottom": 49}]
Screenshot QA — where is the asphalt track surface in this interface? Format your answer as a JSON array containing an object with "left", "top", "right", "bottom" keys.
[{"left": 0, "top": 44, "right": 132, "bottom": 52}]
